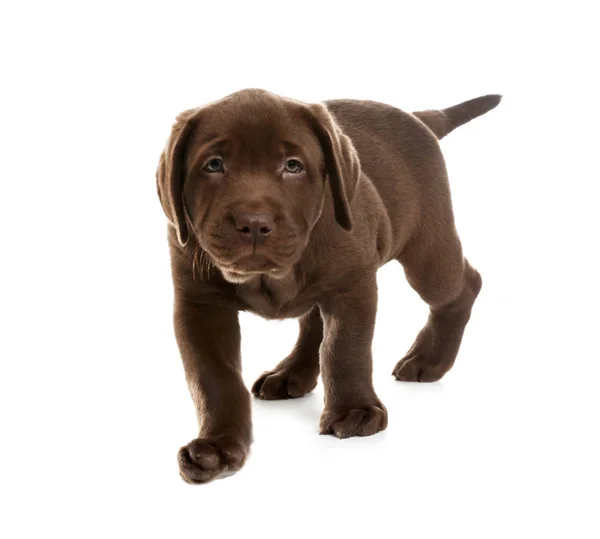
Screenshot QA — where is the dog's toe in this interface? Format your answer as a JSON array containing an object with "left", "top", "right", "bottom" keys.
[
  {"left": 252, "top": 369, "right": 317, "bottom": 400},
  {"left": 320, "top": 404, "right": 388, "bottom": 438},
  {"left": 393, "top": 354, "right": 447, "bottom": 382}
]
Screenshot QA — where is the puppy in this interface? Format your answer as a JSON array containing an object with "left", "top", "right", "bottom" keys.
[{"left": 157, "top": 89, "right": 500, "bottom": 483}]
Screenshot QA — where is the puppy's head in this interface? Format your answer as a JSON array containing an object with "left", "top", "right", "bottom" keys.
[{"left": 157, "top": 89, "right": 360, "bottom": 283}]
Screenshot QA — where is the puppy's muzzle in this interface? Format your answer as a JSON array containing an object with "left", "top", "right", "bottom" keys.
[{"left": 234, "top": 213, "right": 274, "bottom": 245}]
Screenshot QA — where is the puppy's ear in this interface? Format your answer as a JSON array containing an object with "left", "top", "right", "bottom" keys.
[
  {"left": 156, "top": 109, "right": 198, "bottom": 247},
  {"left": 308, "top": 104, "right": 361, "bottom": 231}
]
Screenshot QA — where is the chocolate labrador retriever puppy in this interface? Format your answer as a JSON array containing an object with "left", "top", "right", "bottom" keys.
[{"left": 157, "top": 89, "right": 500, "bottom": 483}]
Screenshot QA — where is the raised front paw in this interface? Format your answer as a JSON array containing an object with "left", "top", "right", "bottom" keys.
[
  {"left": 178, "top": 435, "right": 249, "bottom": 484},
  {"left": 320, "top": 403, "right": 388, "bottom": 439},
  {"left": 251, "top": 367, "right": 318, "bottom": 400}
]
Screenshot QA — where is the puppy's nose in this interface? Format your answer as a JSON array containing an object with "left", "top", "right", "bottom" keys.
[{"left": 235, "top": 213, "right": 274, "bottom": 243}]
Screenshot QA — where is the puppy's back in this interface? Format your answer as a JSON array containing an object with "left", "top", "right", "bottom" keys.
[{"left": 324, "top": 99, "right": 447, "bottom": 253}]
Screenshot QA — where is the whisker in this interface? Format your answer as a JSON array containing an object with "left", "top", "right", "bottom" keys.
[{"left": 200, "top": 250, "right": 213, "bottom": 279}]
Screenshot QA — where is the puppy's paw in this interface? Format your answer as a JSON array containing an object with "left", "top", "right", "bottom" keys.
[
  {"left": 251, "top": 368, "right": 317, "bottom": 400},
  {"left": 393, "top": 353, "right": 449, "bottom": 382},
  {"left": 178, "top": 435, "right": 248, "bottom": 484},
  {"left": 320, "top": 404, "right": 388, "bottom": 438}
]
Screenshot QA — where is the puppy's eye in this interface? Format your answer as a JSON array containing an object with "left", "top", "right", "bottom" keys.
[
  {"left": 284, "top": 159, "right": 304, "bottom": 174},
  {"left": 204, "top": 157, "right": 224, "bottom": 173}
]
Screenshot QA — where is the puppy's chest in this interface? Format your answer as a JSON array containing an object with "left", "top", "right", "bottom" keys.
[{"left": 235, "top": 275, "right": 315, "bottom": 319}]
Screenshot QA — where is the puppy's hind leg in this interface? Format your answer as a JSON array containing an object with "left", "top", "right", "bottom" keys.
[
  {"left": 393, "top": 232, "right": 482, "bottom": 382},
  {"left": 252, "top": 307, "right": 322, "bottom": 399}
]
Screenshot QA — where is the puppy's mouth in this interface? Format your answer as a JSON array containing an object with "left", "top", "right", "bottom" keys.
[
  {"left": 218, "top": 254, "right": 288, "bottom": 283},
  {"left": 231, "top": 254, "right": 279, "bottom": 273}
]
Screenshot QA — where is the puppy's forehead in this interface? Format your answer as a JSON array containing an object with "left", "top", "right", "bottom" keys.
[{"left": 191, "top": 91, "right": 319, "bottom": 157}]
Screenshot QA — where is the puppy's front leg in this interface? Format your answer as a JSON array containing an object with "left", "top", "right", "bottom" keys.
[
  {"left": 319, "top": 272, "right": 388, "bottom": 438},
  {"left": 174, "top": 300, "right": 251, "bottom": 483}
]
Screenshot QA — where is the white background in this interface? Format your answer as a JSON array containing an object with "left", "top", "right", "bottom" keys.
[{"left": 1, "top": 1, "right": 599, "bottom": 537}]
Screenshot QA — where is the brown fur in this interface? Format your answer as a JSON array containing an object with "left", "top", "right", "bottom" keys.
[{"left": 156, "top": 89, "right": 501, "bottom": 483}]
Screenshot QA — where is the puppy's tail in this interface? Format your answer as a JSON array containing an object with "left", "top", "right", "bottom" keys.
[{"left": 413, "top": 94, "right": 502, "bottom": 139}]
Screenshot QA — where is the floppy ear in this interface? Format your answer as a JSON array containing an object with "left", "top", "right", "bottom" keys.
[
  {"left": 308, "top": 104, "right": 361, "bottom": 231},
  {"left": 156, "top": 109, "right": 198, "bottom": 247}
]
